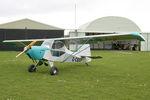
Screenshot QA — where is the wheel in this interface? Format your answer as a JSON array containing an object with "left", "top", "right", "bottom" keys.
[
  {"left": 50, "top": 66, "right": 58, "bottom": 75},
  {"left": 28, "top": 64, "right": 36, "bottom": 72}
]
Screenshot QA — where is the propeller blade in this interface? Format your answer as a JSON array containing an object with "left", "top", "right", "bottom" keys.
[
  {"left": 16, "top": 40, "right": 37, "bottom": 58},
  {"left": 16, "top": 50, "right": 26, "bottom": 58},
  {"left": 26, "top": 40, "right": 37, "bottom": 51}
]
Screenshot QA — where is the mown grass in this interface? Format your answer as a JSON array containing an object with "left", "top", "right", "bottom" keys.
[{"left": 0, "top": 50, "right": 150, "bottom": 100}]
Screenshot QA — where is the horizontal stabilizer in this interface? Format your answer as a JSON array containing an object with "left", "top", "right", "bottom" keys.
[{"left": 82, "top": 56, "right": 103, "bottom": 59}]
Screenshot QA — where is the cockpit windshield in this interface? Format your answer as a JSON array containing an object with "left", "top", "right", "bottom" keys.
[
  {"left": 52, "top": 40, "right": 65, "bottom": 49},
  {"left": 51, "top": 40, "right": 65, "bottom": 57}
]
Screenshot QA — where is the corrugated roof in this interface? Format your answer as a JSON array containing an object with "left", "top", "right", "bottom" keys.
[{"left": 0, "top": 18, "right": 63, "bottom": 30}]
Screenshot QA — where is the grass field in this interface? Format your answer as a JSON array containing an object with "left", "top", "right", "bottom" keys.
[{"left": 0, "top": 50, "right": 150, "bottom": 100}]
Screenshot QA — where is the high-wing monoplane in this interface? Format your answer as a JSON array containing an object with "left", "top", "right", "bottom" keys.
[{"left": 3, "top": 32, "right": 145, "bottom": 75}]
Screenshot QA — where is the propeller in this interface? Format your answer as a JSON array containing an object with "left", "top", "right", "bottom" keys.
[{"left": 16, "top": 40, "right": 37, "bottom": 58}]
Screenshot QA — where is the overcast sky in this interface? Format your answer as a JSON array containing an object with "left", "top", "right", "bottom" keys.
[{"left": 0, "top": 0, "right": 150, "bottom": 32}]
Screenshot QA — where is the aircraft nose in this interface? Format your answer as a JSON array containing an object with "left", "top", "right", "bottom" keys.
[{"left": 25, "top": 46, "right": 49, "bottom": 60}]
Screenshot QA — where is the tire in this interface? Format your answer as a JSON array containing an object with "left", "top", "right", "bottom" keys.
[
  {"left": 28, "top": 64, "right": 36, "bottom": 72},
  {"left": 50, "top": 66, "right": 58, "bottom": 75}
]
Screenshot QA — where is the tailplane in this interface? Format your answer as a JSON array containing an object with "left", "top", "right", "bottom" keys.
[{"left": 81, "top": 56, "right": 103, "bottom": 59}]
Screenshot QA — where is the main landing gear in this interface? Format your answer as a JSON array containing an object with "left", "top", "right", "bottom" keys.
[
  {"left": 49, "top": 61, "right": 58, "bottom": 75},
  {"left": 28, "top": 64, "right": 36, "bottom": 72},
  {"left": 50, "top": 66, "right": 58, "bottom": 75},
  {"left": 28, "top": 60, "right": 58, "bottom": 75}
]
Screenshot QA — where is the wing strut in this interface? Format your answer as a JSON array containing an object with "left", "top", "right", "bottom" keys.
[{"left": 62, "top": 38, "right": 91, "bottom": 62}]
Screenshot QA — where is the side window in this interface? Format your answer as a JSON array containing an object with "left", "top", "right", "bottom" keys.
[
  {"left": 51, "top": 40, "right": 65, "bottom": 57},
  {"left": 51, "top": 50, "right": 65, "bottom": 57}
]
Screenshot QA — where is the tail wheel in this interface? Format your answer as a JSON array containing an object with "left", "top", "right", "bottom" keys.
[
  {"left": 28, "top": 64, "right": 36, "bottom": 72},
  {"left": 50, "top": 66, "right": 58, "bottom": 75}
]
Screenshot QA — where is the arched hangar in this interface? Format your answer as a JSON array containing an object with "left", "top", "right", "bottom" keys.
[{"left": 70, "top": 16, "right": 147, "bottom": 51}]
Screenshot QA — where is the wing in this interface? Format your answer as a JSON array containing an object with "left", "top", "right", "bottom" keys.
[
  {"left": 3, "top": 40, "right": 44, "bottom": 47},
  {"left": 3, "top": 32, "right": 145, "bottom": 47}
]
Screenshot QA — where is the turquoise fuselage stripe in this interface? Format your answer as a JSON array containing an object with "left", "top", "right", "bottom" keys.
[{"left": 62, "top": 38, "right": 91, "bottom": 62}]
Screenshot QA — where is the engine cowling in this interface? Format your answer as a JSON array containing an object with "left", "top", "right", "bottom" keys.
[{"left": 26, "top": 46, "right": 49, "bottom": 60}]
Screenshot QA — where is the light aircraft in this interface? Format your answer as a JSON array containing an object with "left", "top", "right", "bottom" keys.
[{"left": 3, "top": 32, "right": 145, "bottom": 75}]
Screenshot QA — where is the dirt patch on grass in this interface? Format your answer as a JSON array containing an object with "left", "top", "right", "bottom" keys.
[{"left": 111, "top": 50, "right": 133, "bottom": 54}]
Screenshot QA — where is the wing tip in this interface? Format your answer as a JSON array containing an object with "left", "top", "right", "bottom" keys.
[{"left": 130, "top": 32, "right": 145, "bottom": 41}]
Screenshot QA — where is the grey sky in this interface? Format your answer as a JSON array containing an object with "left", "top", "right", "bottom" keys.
[{"left": 0, "top": 0, "right": 150, "bottom": 31}]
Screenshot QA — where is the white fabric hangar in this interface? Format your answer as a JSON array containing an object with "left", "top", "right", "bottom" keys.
[{"left": 70, "top": 16, "right": 149, "bottom": 51}]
